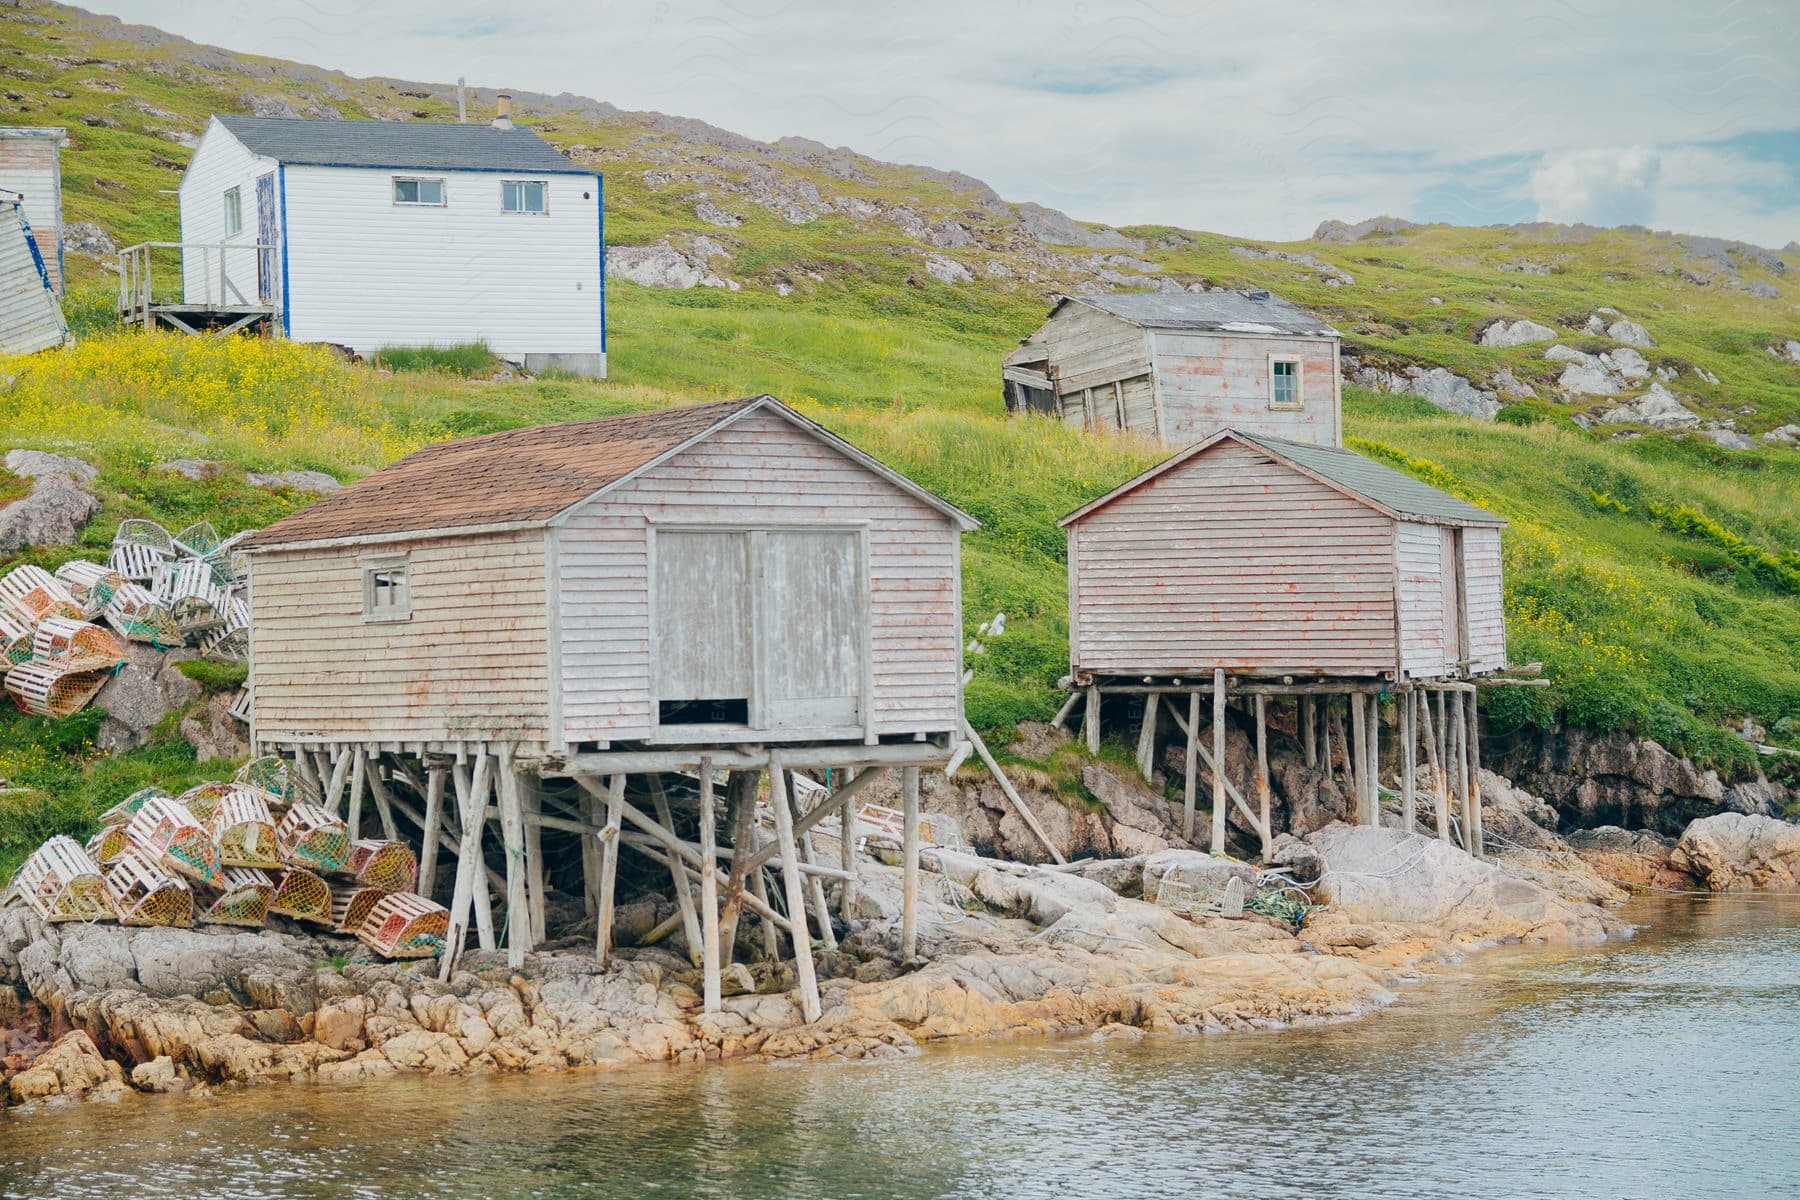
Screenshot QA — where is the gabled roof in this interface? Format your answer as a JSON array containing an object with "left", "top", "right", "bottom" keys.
[
  {"left": 1059, "top": 291, "right": 1339, "bottom": 337},
  {"left": 212, "top": 115, "right": 582, "bottom": 174},
  {"left": 242, "top": 396, "right": 977, "bottom": 550},
  {"left": 1060, "top": 429, "right": 1506, "bottom": 528}
]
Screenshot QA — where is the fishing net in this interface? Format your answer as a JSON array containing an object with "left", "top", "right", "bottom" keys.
[
  {"left": 277, "top": 805, "right": 351, "bottom": 874},
  {"left": 357, "top": 894, "right": 449, "bottom": 958},
  {"left": 331, "top": 885, "right": 389, "bottom": 934},
  {"left": 345, "top": 839, "right": 419, "bottom": 892},
  {"left": 269, "top": 867, "right": 334, "bottom": 925},
  {"left": 198, "top": 870, "right": 273, "bottom": 927}
]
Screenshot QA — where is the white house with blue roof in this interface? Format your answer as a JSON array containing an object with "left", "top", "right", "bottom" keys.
[{"left": 176, "top": 99, "right": 605, "bottom": 377}]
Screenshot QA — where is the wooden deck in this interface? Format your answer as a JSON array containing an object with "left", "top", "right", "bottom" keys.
[{"left": 120, "top": 300, "right": 276, "bottom": 336}]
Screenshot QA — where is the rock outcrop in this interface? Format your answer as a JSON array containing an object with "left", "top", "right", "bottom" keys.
[
  {"left": 1669, "top": 814, "right": 1800, "bottom": 891},
  {"left": 0, "top": 450, "right": 101, "bottom": 553},
  {"left": 92, "top": 645, "right": 204, "bottom": 752},
  {"left": 1596, "top": 383, "right": 1700, "bottom": 429},
  {"left": 607, "top": 239, "right": 739, "bottom": 290},
  {"left": 1311, "top": 216, "right": 1420, "bottom": 243},
  {"left": 1347, "top": 362, "right": 1500, "bottom": 419},
  {"left": 1479, "top": 318, "right": 1559, "bottom": 347}
]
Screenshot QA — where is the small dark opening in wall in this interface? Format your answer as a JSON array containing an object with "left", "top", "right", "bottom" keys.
[{"left": 659, "top": 698, "right": 749, "bottom": 726}]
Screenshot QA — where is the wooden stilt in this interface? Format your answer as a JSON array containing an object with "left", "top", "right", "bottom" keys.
[
  {"left": 365, "top": 754, "right": 400, "bottom": 840},
  {"left": 1435, "top": 690, "right": 1449, "bottom": 787},
  {"left": 1468, "top": 688, "right": 1486, "bottom": 858},
  {"left": 1328, "top": 697, "right": 1346, "bottom": 785},
  {"left": 749, "top": 865, "right": 780, "bottom": 959},
  {"left": 1182, "top": 689, "right": 1199, "bottom": 843},
  {"left": 1451, "top": 692, "right": 1470, "bottom": 851},
  {"left": 900, "top": 763, "right": 921, "bottom": 959},
  {"left": 345, "top": 751, "right": 366, "bottom": 839},
  {"left": 1401, "top": 692, "right": 1417, "bottom": 834},
  {"left": 651, "top": 775, "right": 703, "bottom": 966},
  {"left": 579, "top": 784, "right": 601, "bottom": 917},
  {"left": 768, "top": 755, "right": 822, "bottom": 1023},
  {"left": 788, "top": 771, "right": 837, "bottom": 952},
  {"left": 522, "top": 778, "right": 546, "bottom": 946},
  {"left": 419, "top": 767, "right": 446, "bottom": 902},
  {"left": 1367, "top": 694, "right": 1381, "bottom": 828},
  {"left": 698, "top": 759, "right": 721, "bottom": 1014},
  {"left": 719, "top": 772, "right": 757, "bottom": 962},
  {"left": 496, "top": 749, "right": 529, "bottom": 968},
  {"left": 962, "top": 719, "right": 1064, "bottom": 864},
  {"left": 1210, "top": 669, "right": 1227, "bottom": 853},
  {"left": 1350, "top": 693, "right": 1369, "bottom": 825},
  {"left": 324, "top": 750, "right": 351, "bottom": 816},
  {"left": 1419, "top": 691, "right": 1450, "bottom": 841},
  {"left": 595, "top": 772, "right": 626, "bottom": 964},
  {"left": 1301, "top": 696, "right": 1317, "bottom": 767},
  {"left": 1049, "top": 691, "right": 1080, "bottom": 730},
  {"left": 1085, "top": 684, "right": 1101, "bottom": 754},
  {"left": 440, "top": 750, "right": 493, "bottom": 978},
  {"left": 838, "top": 767, "right": 858, "bottom": 920},
  {"left": 1135, "top": 691, "right": 1160, "bottom": 781},
  {"left": 1253, "top": 694, "right": 1272, "bottom": 860}
]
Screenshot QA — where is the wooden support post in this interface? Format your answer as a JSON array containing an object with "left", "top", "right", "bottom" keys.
[
  {"left": 749, "top": 864, "right": 780, "bottom": 959},
  {"left": 365, "top": 753, "right": 400, "bottom": 840},
  {"left": 323, "top": 750, "right": 351, "bottom": 816},
  {"left": 293, "top": 751, "right": 321, "bottom": 804},
  {"left": 961, "top": 719, "right": 1064, "bottom": 864},
  {"left": 1210, "top": 669, "right": 1227, "bottom": 853},
  {"left": 1301, "top": 696, "right": 1316, "bottom": 767},
  {"left": 698, "top": 759, "right": 721, "bottom": 1014},
  {"left": 1367, "top": 694, "right": 1381, "bottom": 828},
  {"left": 900, "top": 764, "right": 921, "bottom": 960},
  {"left": 789, "top": 772, "right": 837, "bottom": 952},
  {"left": 1084, "top": 684, "right": 1101, "bottom": 754},
  {"left": 1350, "top": 693, "right": 1369, "bottom": 825},
  {"left": 1451, "top": 691, "right": 1470, "bottom": 851},
  {"left": 768, "top": 754, "right": 822, "bottom": 1023},
  {"left": 651, "top": 775, "right": 703, "bottom": 966},
  {"left": 1468, "top": 688, "right": 1486, "bottom": 858},
  {"left": 1327, "top": 697, "right": 1345, "bottom": 784},
  {"left": 345, "top": 750, "right": 366, "bottom": 839},
  {"left": 1253, "top": 694, "right": 1272, "bottom": 860},
  {"left": 419, "top": 767, "right": 446, "bottom": 902},
  {"left": 579, "top": 784, "right": 601, "bottom": 917},
  {"left": 496, "top": 749, "right": 529, "bottom": 968},
  {"left": 719, "top": 772, "right": 757, "bottom": 963},
  {"left": 595, "top": 773, "right": 625, "bottom": 964},
  {"left": 1401, "top": 692, "right": 1417, "bottom": 834},
  {"left": 838, "top": 767, "right": 858, "bottom": 920},
  {"left": 1419, "top": 690, "right": 1450, "bottom": 842},
  {"left": 1049, "top": 691, "right": 1080, "bottom": 730},
  {"left": 1435, "top": 690, "right": 1449, "bottom": 788},
  {"left": 439, "top": 750, "right": 493, "bottom": 978},
  {"left": 1182, "top": 689, "right": 1199, "bottom": 843},
  {"left": 1135, "top": 691, "right": 1160, "bottom": 781},
  {"left": 523, "top": 779, "right": 548, "bottom": 946}
]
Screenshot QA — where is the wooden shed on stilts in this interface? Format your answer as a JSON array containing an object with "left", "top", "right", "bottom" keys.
[{"left": 239, "top": 396, "right": 977, "bottom": 1021}]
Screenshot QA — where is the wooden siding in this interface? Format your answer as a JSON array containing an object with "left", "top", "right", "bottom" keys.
[
  {"left": 1017, "top": 304, "right": 1151, "bottom": 414},
  {"left": 1463, "top": 526, "right": 1507, "bottom": 672},
  {"left": 177, "top": 121, "right": 274, "bottom": 307},
  {"left": 557, "top": 406, "right": 962, "bottom": 742},
  {"left": 249, "top": 530, "right": 550, "bottom": 743},
  {"left": 1396, "top": 521, "right": 1451, "bottom": 678},
  {"left": 0, "top": 135, "right": 62, "bottom": 293},
  {"left": 1069, "top": 440, "right": 1398, "bottom": 676},
  {"left": 1151, "top": 330, "right": 1339, "bottom": 446}
]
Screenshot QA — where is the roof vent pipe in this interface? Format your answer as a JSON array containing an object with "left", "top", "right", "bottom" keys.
[{"left": 492, "top": 93, "right": 513, "bottom": 131}]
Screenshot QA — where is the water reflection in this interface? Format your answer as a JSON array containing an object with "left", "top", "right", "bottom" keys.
[{"left": 3, "top": 895, "right": 1795, "bottom": 1199}]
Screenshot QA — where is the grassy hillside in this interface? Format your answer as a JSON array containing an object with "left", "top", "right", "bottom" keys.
[{"left": 0, "top": 0, "right": 1796, "bottom": 872}]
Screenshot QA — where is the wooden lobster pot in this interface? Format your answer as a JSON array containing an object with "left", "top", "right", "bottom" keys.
[
  {"left": 107, "top": 849, "right": 194, "bottom": 927},
  {"left": 341, "top": 838, "right": 418, "bottom": 892},
  {"left": 174, "top": 521, "right": 220, "bottom": 558},
  {"left": 155, "top": 559, "right": 228, "bottom": 639},
  {"left": 97, "top": 785, "right": 170, "bottom": 828},
  {"left": 124, "top": 796, "right": 221, "bottom": 885},
  {"left": 236, "top": 755, "right": 303, "bottom": 809},
  {"left": 199, "top": 595, "right": 250, "bottom": 662},
  {"left": 85, "top": 822, "right": 134, "bottom": 868},
  {"left": 197, "top": 867, "right": 274, "bottom": 927},
  {"left": 268, "top": 867, "right": 334, "bottom": 925},
  {"left": 356, "top": 893, "right": 449, "bottom": 959},
  {"left": 175, "top": 780, "right": 234, "bottom": 824},
  {"left": 0, "top": 565, "right": 81, "bottom": 624},
  {"left": 276, "top": 804, "right": 351, "bottom": 874},
  {"left": 108, "top": 542, "right": 167, "bottom": 584},
  {"left": 5, "top": 660, "right": 108, "bottom": 717},
  {"left": 8, "top": 836, "right": 115, "bottom": 922},
  {"left": 0, "top": 609, "right": 33, "bottom": 674},
  {"left": 101, "top": 582, "right": 180, "bottom": 648},
  {"left": 32, "top": 617, "right": 127, "bottom": 672},
  {"left": 330, "top": 884, "right": 389, "bottom": 934},
  {"left": 206, "top": 788, "right": 282, "bottom": 869},
  {"left": 52, "top": 561, "right": 124, "bottom": 618}
]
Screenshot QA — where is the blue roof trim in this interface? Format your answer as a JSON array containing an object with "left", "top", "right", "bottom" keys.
[
  {"left": 597, "top": 173, "right": 606, "bottom": 354},
  {"left": 277, "top": 164, "right": 291, "bottom": 336}
]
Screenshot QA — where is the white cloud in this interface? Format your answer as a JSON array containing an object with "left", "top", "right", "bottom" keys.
[{"left": 1529, "top": 147, "right": 1661, "bottom": 226}]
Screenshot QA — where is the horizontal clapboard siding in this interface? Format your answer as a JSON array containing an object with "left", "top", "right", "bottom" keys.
[
  {"left": 250, "top": 531, "right": 549, "bottom": 742},
  {"left": 1464, "top": 526, "right": 1507, "bottom": 672},
  {"left": 1022, "top": 305, "right": 1151, "bottom": 411},
  {"left": 1396, "top": 521, "right": 1451, "bottom": 677},
  {"left": 1152, "top": 331, "right": 1338, "bottom": 445},
  {"left": 1071, "top": 440, "right": 1396, "bottom": 675},
  {"left": 557, "top": 406, "right": 962, "bottom": 742}
]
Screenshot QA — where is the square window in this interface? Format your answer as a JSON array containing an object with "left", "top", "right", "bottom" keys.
[
  {"left": 502, "top": 180, "right": 547, "bottom": 214},
  {"left": 1270, "top": 358, "right": 1301, "bottom": 408},
  {"left": 222, "top": 186, "right": 242, "bottom": 236},
  {"left": 362, "top": 557, "right": 410, "bottom": 621},
  {"left": 394, "top": 178, "right": 445, "bottom": 206}
]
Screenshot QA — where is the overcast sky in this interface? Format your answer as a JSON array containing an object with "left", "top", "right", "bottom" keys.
[{"left": 88, "top": 1, "right": 1800, "bottom": 245}]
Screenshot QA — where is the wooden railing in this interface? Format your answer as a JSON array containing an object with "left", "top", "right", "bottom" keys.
[{"left": 117, "top": 241, "right": 279, "bottom": 327}]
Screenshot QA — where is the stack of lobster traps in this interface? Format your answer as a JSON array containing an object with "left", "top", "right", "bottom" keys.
[
  {"left": 2, "top": 756, "right": 448, "bottom": 959},
  {"left": 0, "top": 564, "right": 129, "bottom": 716}
]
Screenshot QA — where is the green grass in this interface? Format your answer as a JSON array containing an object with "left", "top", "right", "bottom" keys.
[{"left": 370, "top": 343, "right": 501, "bottom": 378}]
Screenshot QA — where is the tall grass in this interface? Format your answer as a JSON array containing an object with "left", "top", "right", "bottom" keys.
[{"left": 370, "top": 342, "right": 500, "bottom": 378}]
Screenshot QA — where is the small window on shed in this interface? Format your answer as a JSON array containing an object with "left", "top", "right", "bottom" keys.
[
  {"left": 394, "top": 177, "right": 446, "bottom": 206},
  {"left": 502, "top": 180, "right": 547, "bottom": 214},
  {"left": 222, "top": 187, "right": 242, "bottom": 236},
  {"left": 362, "top": 556, "right": 411, "bottom": 622},
  {"left": 1269, "top": 357, "right": 1302, "bottom": 409}
]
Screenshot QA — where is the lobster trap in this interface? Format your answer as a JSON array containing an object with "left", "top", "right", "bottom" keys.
[
  {"left": 0, "top": 566, "right": 82, "bottom": 626},
  {"left": 268, "top": 866, "right": 334, "bottom": 925},
  {"left": 155, "top": 559, "right": 229, "bottom": 640},
  {"left": 173, "top": 521, "right": 220, "bottom": 560},
  {"left": 125, "top": 796, "right": 222, "bottom": 885},
  {"left": 331, "top": 884, "right": 389, "bottom": 934},
  {"left": 5, "top": 660, "right": 108, "bottom": 717},
  {"left": 0, "top": 609, "right": 33, "bottom": 672},
  {"left": 1152, "top": 871, "right": 1248, "bottom": 920},
  {"left": 31, "top": 617, "right": 127, "bottom": 672},
  {"left": 52, "top": 561, "right": 124, "bottom": 619},
  {"left": 102, "top": 582, "right": 179, "bottom": 648},
  {"left": 110, "top": 519, "right": 175, "bottom": 580},
  {"left": 85, "top": 822, "right": 134, "bottom": 868},
  {"left": 206, "top": 788, "right": 282, "bottom": 869},
  {"left": 276, "top": 804, "right": 351, "bottom": 874},
  {"left": 356, "top": 893, "right": 449, "bottom": 959},
  {"left": 197, "top": 868, "right": 274, "bottom": 927},
  {"left": 97, "top": 785, "right": 170, "bottom": 828},
  {"left": 107, "top": 849, "right": 194, "bottom": 927},
  {"left": 342, "top": 838, "right": 418, "bottom": 893},
  {"left": 198, "top": 595, "right": 250, "bottom": 662},
  {"left": 6, "top": 836, "right": 115, "bottom": 923},
  {"left": 236, "top": 755, "right": 306, "bottom": 809},
  {"left": 175, "top": 780, "right": 234, "bottom": 824}
]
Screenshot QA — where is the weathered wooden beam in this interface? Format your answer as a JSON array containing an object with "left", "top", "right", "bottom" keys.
[
  {"left": 788, "top": 772, "right": 837, "bottom": 953},
  {"left": 522, "top": 779, "right": 546, "bottom": 946},
  {"left": 1049, "top": 691, "right": 1080, "bottom": 731},
  {"left": 900, "top": 764, "right": 921, "bottom": 960},
  {"left": 418, "top": 767, "right": 446, "bottom": 903},
  {"left": 1418, "top": 688, "right": 1449, "bottom": 841},
  {"left": 547, "top": 741, "right": 949, "bottom": 777},
  {"left": 364, "top": 752, "right": 400, "bottom": 840},
  {"left": 1401, "top": 692, "right": 1417, "bottom": 833},
  {"left": 1085, "top": 684, "right": 1101, "bottom": 754},
  {"left": 1350, "top": 694, "right": 1369, "bottom": 825},
  {"left": 738, "top": 766, "right": 888, "bottom": 876},
  {"left": 1254, "top": 694, "right": 1272, "bottom": 860},
  {"left": 837, "top": 767, "right": 858, "bottom": 921},
  {"left": 697, "top": 761, "right": 722, "bottom": 1013},
  {"left": 1367, "top": 694, "right": 1381, "bottom": 829},
  {"left": 1135, "top": 691, "right": 1160, "bottom": 782},
  {"left": 1168, "top": 699, "right": 1269, "bottom": 842},
  {"left": 594, "top": 773, "right": 625, "bottom": 964},
  {"left": 651, "top": 775, "right": 702, "bottom": 967},
  {"left": 960, "top": 719, "right": 1064, "bottom": 864},
  {"left": 1300, "top": 696, "right": 1316, "bottom": 767},
  {"left": 1468, "top": 689, "right": 1486, "bottom": 858},
  {"left": 1210, "top": 669, "right": 1227, "bottom": 853},
  {"left": 346, "top": 751, "right": 366, "bottom": 841},
  {"left": 1182, "top": 689, "right": 1199, "bottom": 843},
  {"left": 496, "top": 748, "right": 529, "bottom": 968},
  {"left": 769, "top": 754, "right": 822, "bottom": 1023}
]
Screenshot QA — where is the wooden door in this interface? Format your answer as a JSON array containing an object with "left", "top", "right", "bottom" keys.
[
  {"left": 1439, "top": 527, "right": 1461, "bottom": 670},
  {"left": 653, "top": 530, "right": 752, "bottom": 714},
  {"left": 255, "top": 172, "right": 277, "bottom": 305},
  {"left": 758, "top": 529, "right": 864, "bottom": 728}
]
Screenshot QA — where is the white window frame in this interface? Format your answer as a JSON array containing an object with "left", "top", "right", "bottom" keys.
[
  {"left": 1268, "top": 354, "right": 1304, "bottom": 410},
  {"left": 222, "top": 186, "right": 242, "bottom": 237},
  {"left": 392, "top": 176, "right": 446, "bottom": 207},
  {"left": 501, "top": 179, "right": 548, "bottom": 215},
  {"left": 361, "top": 553, "right": 412, "bottom": 623}
]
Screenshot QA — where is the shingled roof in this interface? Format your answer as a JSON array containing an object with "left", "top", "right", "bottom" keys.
[
  {"left": 1061, "top": 429, "right": 1505, "bottom": 528},
  {"left": 1064, "top": 292, "right": 1338, "bottom": 337},
  {"left": 242, "top": 396, "right": 977, "bottom": 550},
  {"left": 213, "top": 115, "right": 581, "bottom": 174}
]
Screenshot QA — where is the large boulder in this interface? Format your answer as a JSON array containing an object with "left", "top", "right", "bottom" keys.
[
  {"left": 7, "top": 1030, "right": 124, "bottom": 1104},
  {"left": 1564, "top": 826, "right": 1689, "bottom": 891},
  {"left": 606, "top": 239, "right": 739, "bottom": 290},
  {"left": 93, "top": 646, "right": 204, "bottom": 752},
  {"left": 1670, "top": 814, "right": 1800, "bottom": 891},
  {"left": 1597, "top": 383, "right": 1699, "bottom": 429},
  {"left": 1305, "top": 823, "right": 1619, "bottom": 940},
  {"left": 0, "top": 450, "right": 101, "bottom": 552},
  {"left": 1479, "top": 318, "right": 1558, "bottom": 347},
  {"left": 180, "top": 691, "right": 249, "bottom": 762}
]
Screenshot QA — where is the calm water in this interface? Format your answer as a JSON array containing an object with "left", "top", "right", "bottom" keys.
[{"left": 3, "top": 895, "right": 1796, "bottom": 1200}]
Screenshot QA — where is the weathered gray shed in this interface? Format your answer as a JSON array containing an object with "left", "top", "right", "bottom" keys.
[
  {"left": 1004, "top": 292, "right": 1343, "bottom": 447},
  {"left": 1061, "top": 428, "right": 1505, "bottom": 682},
  {"left": 0, "top": 127, "right": 66, "bottom": 294}
]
